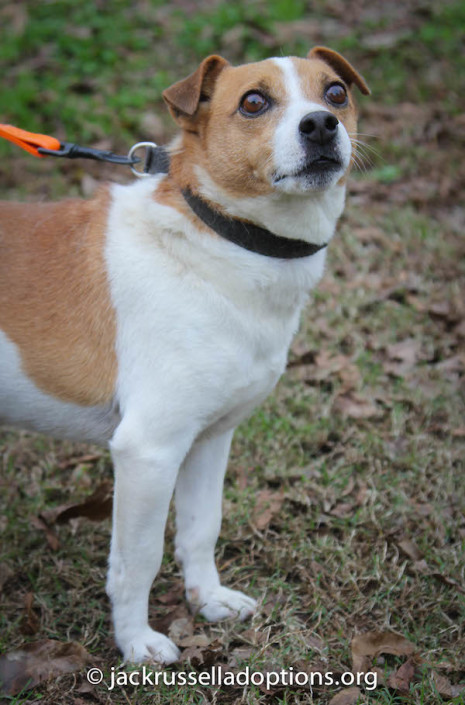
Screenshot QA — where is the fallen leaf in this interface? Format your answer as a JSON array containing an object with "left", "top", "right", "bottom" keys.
[
  {"left": 168, "top": 617, "right": 194, "bottom": 642},
  {"left": 435, "top": 355, "right": 464, "bottom": 374},
  {"left": 178, "top": 633, "right": 210, "bottom": 649},
  {"left": 155, "top": 584, "right": 184, "bottom": 605},
  {"left": 431, "top": 572, "right": 465, "bottom": 595},
  {"left": 386, "top": 338, "right": 421, "bottom": 363},
  {"left": 30, "top": 515, "right": 60, "bottom": 551},
  {"left": 180, "top": 639, "right": 223, "bottom": 668},
  {"left": 338, "top": 365, "right": 361, "bottom": 393},
  {"left": 44, "top": 481, "right": 113, "bottom": 524},
  {"left": 431, "top": 672, "right": 454, "bottom": 698},
  {"left": 252, "top": 489, "right": 284, "bottom": 530},
  {"left": 178, "top": 645, "right": 205, "bottom": 667},
  {"left": 152, "top": 603, "right": 190, "bottom": 634},
  {"left": 20, "top": 593, "right": 40, "bottom": 636},
  {"left": 351, "top": 631, "right": 416, "bottom": 673},
  {"left": 0, "top": 640, "right": 89, "bottom": 696},
  {"left": 328, "top": 686, "right": 361, "bottom": 705},
  {"left": 228, "top": 646, "right": 255, "bottom": 666},
  {"left": 334, "top": 393, "right": 383, "bottom": 419},
  {"left": 428, "top": 301, "right": 457, "bottom": 322},
  {"left": 398, "top": 538, "right": 423, "bottom": 562},
  {"left": 387, "top": 656, "right": 416, "bottom": 693},
  {"left": 330, "top": 502, "right": 354, "bottom": 519}
]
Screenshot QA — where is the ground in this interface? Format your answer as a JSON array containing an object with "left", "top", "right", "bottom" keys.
[{"left": 0, "top": 1, "right": 464, "bottom": 704}]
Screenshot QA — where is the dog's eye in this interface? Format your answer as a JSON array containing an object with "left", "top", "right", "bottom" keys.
[
  {"left": 239, "top": 92, "right": 269, "bottom": 117},
  {"left": 325, "top": 83, "right": 348, "bottom": 107}
]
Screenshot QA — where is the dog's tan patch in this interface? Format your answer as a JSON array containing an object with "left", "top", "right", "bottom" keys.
[
  {"left": 0, "top": 188, "right": 117, "bottom": 405},
  {"left": 164, "top": 60, "right": 288, "bottom": 202}
]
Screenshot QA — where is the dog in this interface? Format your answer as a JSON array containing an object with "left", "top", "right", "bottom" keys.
[{"left": 0, "top": 47, "right": 369, "bottom": 664}]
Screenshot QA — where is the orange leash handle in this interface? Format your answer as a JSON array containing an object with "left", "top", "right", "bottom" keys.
[{"left": 0, "top": 124, "right": 61, "bottom": 157}]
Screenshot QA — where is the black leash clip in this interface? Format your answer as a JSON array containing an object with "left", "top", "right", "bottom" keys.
[{"left": 127, "top": 142, "right": 170, "bottom": 177}]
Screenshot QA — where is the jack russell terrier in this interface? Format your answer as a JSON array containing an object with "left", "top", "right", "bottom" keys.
[{"left": 0, "top": 47, "right": 369, "bottom": 664}]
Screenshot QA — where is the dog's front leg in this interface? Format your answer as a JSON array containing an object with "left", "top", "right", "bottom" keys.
[
  {"left": 107, "top": 417, "right": 193, "bottom": 664},
  {"left": 175, "top": 429, "right": 257, "bottom": 622}
]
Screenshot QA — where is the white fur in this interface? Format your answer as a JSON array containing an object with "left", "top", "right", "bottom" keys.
[
  {"left": 271, "top": 57, "right": 352, "bottom": 194},
  {"left": 1, "top": 57, "right": 354, "bottom": 665}
]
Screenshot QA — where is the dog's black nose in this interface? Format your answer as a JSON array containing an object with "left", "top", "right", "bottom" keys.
[{"left": 299, "top": 111, "right": 339, "bottom": 145}]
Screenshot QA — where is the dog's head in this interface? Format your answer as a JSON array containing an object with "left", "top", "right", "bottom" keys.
[{"left": 163, "top": 48, "right": 369, "bottom": 198}]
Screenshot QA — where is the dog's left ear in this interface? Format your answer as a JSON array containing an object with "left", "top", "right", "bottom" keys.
[
  {"left": 308, "top": 46, "right": 370, "bottom": 95},
  {"left": 163, "top": 55, "right": 230, "bottom": 123}
]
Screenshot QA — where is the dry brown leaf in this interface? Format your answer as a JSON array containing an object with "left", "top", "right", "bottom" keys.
[
  {"left": 0, "top": 640, "right": 89, "bottom": 695},
  {"left": 351, "top": 631, "right": 416, "bottom": 672},
  {"left": 30, "top": 515, "right": 60, "bottom": 551},
  {"left": 328, "top": 686, "right": 361, "bottom": 705},
  {"left": 330, "top": 502, "right": 354, "bottom": 519},
  {"left": 252, "top": 489, "right": 284, "bottom": 530},
  {"left": 240, "top": 628, "right": 268, "bottom": 646},
  {"left": 451, "top": 684, "right": 465, "bottom": 698},
  {"left": 155, "top": 584, "right": 184, "bottom": 605},
  {"left": 431, "top": 572, "right": 465, "bottom": 595},
  {"left": 228, "top": 646, "right": 255, "bottom": 666},
  {"left": 304, "top": 634, "right": 325, "bottom": 652},
  {"left": 20, "top": 592, "right": 40, "bottom": 636},
  {"left": 179, "top": 645, "right": 205, "bottom": 667},
  {"left": 168, "top": 616, "right": 194, "bottom": 642},
  {"left": 178, "top": 633, "right": 210, "bottom": 649},
  {"left": 387, "top": 656, "right": 416, "bottom": 693},
  {"left": 334, "top": 393, "right": 382, "bottom": 419},
  {"left": 386, "top": 338, "right": 421, "bottom": 364},
  {"left": 48, "top": 481, "right": 113, "bottom": 524},
  {"left": 180, "top": 639, "right": 223, "bottom": 668},
  {"left": 152, "top": 603, "right": 190, "bottom": 634},
  {"left": 338, "top": 365, "right": 361, "bottom": 393},
  {"left": 431, "top": 672, "right": 455, "bottom": 698},
  {"left": 398, "top": 538, "right": 423, "bottom": 562}
]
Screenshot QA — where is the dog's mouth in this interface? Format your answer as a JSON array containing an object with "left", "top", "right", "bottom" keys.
[{"left": 275, "top": 154, "right": 343, "bottom": 183}]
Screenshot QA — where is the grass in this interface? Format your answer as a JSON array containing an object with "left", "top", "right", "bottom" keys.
[{"left": 1, "top": 0, "right": 464, "bottom": 703}]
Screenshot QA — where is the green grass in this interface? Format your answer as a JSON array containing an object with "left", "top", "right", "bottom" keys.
[{"left": 1, "top": 0, "right": 464, "bottom": 703}]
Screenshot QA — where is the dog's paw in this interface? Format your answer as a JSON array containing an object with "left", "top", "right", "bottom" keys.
[
  {"left": 122, "top": 627, "right": 180, "bottom": 665},
  {"left": 188, "top": 586, "right": 257, "bottom": 622}
]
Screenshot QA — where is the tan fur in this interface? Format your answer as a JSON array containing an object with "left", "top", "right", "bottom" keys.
[
  {"left": 0, "top": 188, "right": 117, "bottom": 405},
  {"left": 164, "top": 61, "right": 287, "bottom": 201}
]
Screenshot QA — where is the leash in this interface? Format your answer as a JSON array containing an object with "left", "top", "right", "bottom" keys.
[
  {"left": 0, "top": 123, "right": 327, "bottom": 259},
  {"left": 0, "top": 124, "right": 166, "bottom": 173}
]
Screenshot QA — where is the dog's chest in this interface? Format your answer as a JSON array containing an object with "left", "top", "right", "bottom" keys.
[
  {"left": 114, "top": 268, "right": 299, "bottom": 432},
  {"left": 109, "top": 246, "right": 304, "bottom": 435}
]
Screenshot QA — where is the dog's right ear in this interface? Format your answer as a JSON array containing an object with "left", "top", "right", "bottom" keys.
[{"left": 163, "top": 55, "right": 230, "bottom": 125}]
